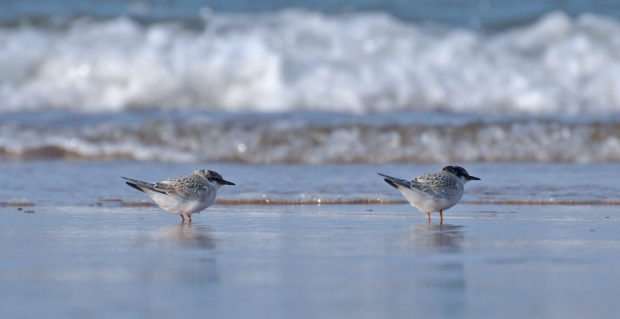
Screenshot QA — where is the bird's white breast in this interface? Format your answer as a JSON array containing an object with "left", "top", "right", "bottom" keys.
[
  {"left": 399, "top": 180, "right": 464, "bottom": 213},
  {"left": 146, "top": 185, "right": 217, "bottom": 215}
]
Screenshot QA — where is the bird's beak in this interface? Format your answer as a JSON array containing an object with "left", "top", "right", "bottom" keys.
[
  {"left": 220, "top": 179, "right": 235, "bottom": 186},
  {"left": 466, "top": 175, "right": 481, "bottom": 181}
]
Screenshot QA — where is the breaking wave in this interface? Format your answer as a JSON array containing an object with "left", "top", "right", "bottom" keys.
[
  {"left": 1, "top": 11, "right": 620, "bottom": 114},
  {"left": 2, "top": 112, "right": 620, "bottom": 163}
]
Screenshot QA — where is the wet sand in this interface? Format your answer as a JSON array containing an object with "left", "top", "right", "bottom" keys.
[{"left": 2, "top": 203, "right": 620, "bottom": 318}]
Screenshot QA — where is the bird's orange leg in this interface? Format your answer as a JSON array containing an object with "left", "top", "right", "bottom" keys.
[
  {"left": 187, "top": 214, "right": 192, "bottom": 224},
  {"left": 440, "top": 210, "right": 443, "bottom": 224},
  {"left": 427, "top": 212, "right": 431, "bottom": 224},
  {"left": 180, "top": 214, "right": 185, "bottom": 223}
]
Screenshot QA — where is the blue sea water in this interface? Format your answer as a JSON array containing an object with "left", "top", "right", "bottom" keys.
[
  {"left": 2, "top": 1, "right": 620, "bottom": 164},
  {"left": 1, "top": 1, "right": 620, "bottom": 163},
  {"left": 3, "top": 0, "right": 620, "bottom": 30}
]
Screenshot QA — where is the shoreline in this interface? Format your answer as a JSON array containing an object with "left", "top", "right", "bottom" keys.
[{"left": 5, "top": 199, "right": 620, "bottom": 207}]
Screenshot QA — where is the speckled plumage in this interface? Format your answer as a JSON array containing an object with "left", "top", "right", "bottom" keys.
[
  {"left": 122, "top": 169, "right": 234, "bottom": 223},
  {"left": 154, "top": 173, "right": 209, "bottom": 201},
  {"left": 411, "top": 171, "right": 460, "bottom": 197},
  {"left": 378, "top": 166, "right": 480, "bottom": 223}
]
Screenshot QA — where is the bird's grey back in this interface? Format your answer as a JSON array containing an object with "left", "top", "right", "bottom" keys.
[
  {"left": 155, "top": 172, "right": 208, "bottom": 200},
  {"left": 411, "top": 171, "right": 459, "bottom": 197}
]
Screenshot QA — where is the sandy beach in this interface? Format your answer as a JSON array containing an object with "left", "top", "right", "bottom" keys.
[{"left": 2, "top": 202, "right": 620, "bottom": 318}]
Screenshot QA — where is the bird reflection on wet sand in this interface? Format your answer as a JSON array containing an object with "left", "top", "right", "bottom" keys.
[
  {"left": 397, "top": 223, "right": 465, "bottom": 253},
  {"left": 156, "top": 224, "right": 217, "bottom": 249},
  {"left": 132, "top": 223, "right": 221, "bottom": 284}
]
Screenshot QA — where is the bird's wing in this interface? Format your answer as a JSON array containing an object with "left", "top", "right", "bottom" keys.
[
  {"left": 153, "top": 180, "right": 178, "bottom": 195},
  {"left": 412, "top": 173, "right": 458, "bottom": 196},
  {"left": 411, "top": 173, "right": 437, "bottom": 190},
  {"left": 155, "top": 174, "right": 207, "bottom": 199}
]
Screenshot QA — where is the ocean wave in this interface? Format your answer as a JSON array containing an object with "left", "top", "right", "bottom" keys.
[
  {"left": 1, "top": 11, "right": 620, "bottom": 114},
  {"left": 2, "top": 113, "right": 620, "bottom": 163}
]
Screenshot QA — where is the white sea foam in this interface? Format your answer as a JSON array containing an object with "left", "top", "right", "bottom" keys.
[
  {"left": 2, "top": 113, "right": 620, "bottom": 163},
  {"left": 1, "top": 11, "right": 620, "bottom": 114}
]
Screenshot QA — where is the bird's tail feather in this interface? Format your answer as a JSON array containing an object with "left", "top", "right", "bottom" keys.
[
  {"left": 377, "top": 173, "right": 411, "bottom": 189},
  {"left": 121, "top": 176, "right": 160, "bottom": 193}
]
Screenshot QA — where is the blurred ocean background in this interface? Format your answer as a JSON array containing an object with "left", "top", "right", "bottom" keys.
[{"left": 2, "top": 0, "right": 620, "bottom": 164}]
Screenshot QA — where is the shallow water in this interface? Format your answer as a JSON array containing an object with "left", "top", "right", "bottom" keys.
[
  {"left": 2, "top": 203, "right": 620, "bottom": 318},
  {"left": 2, "top": 161, "right": 620, "bottom": 206}
]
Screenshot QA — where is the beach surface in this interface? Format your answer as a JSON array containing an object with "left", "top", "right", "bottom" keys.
[
  {"left": 2, "top": 161, "right": 620, "bottom": 318},
  {"left": 2, "top": 202, "right": 620, "bottom": 319}
]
